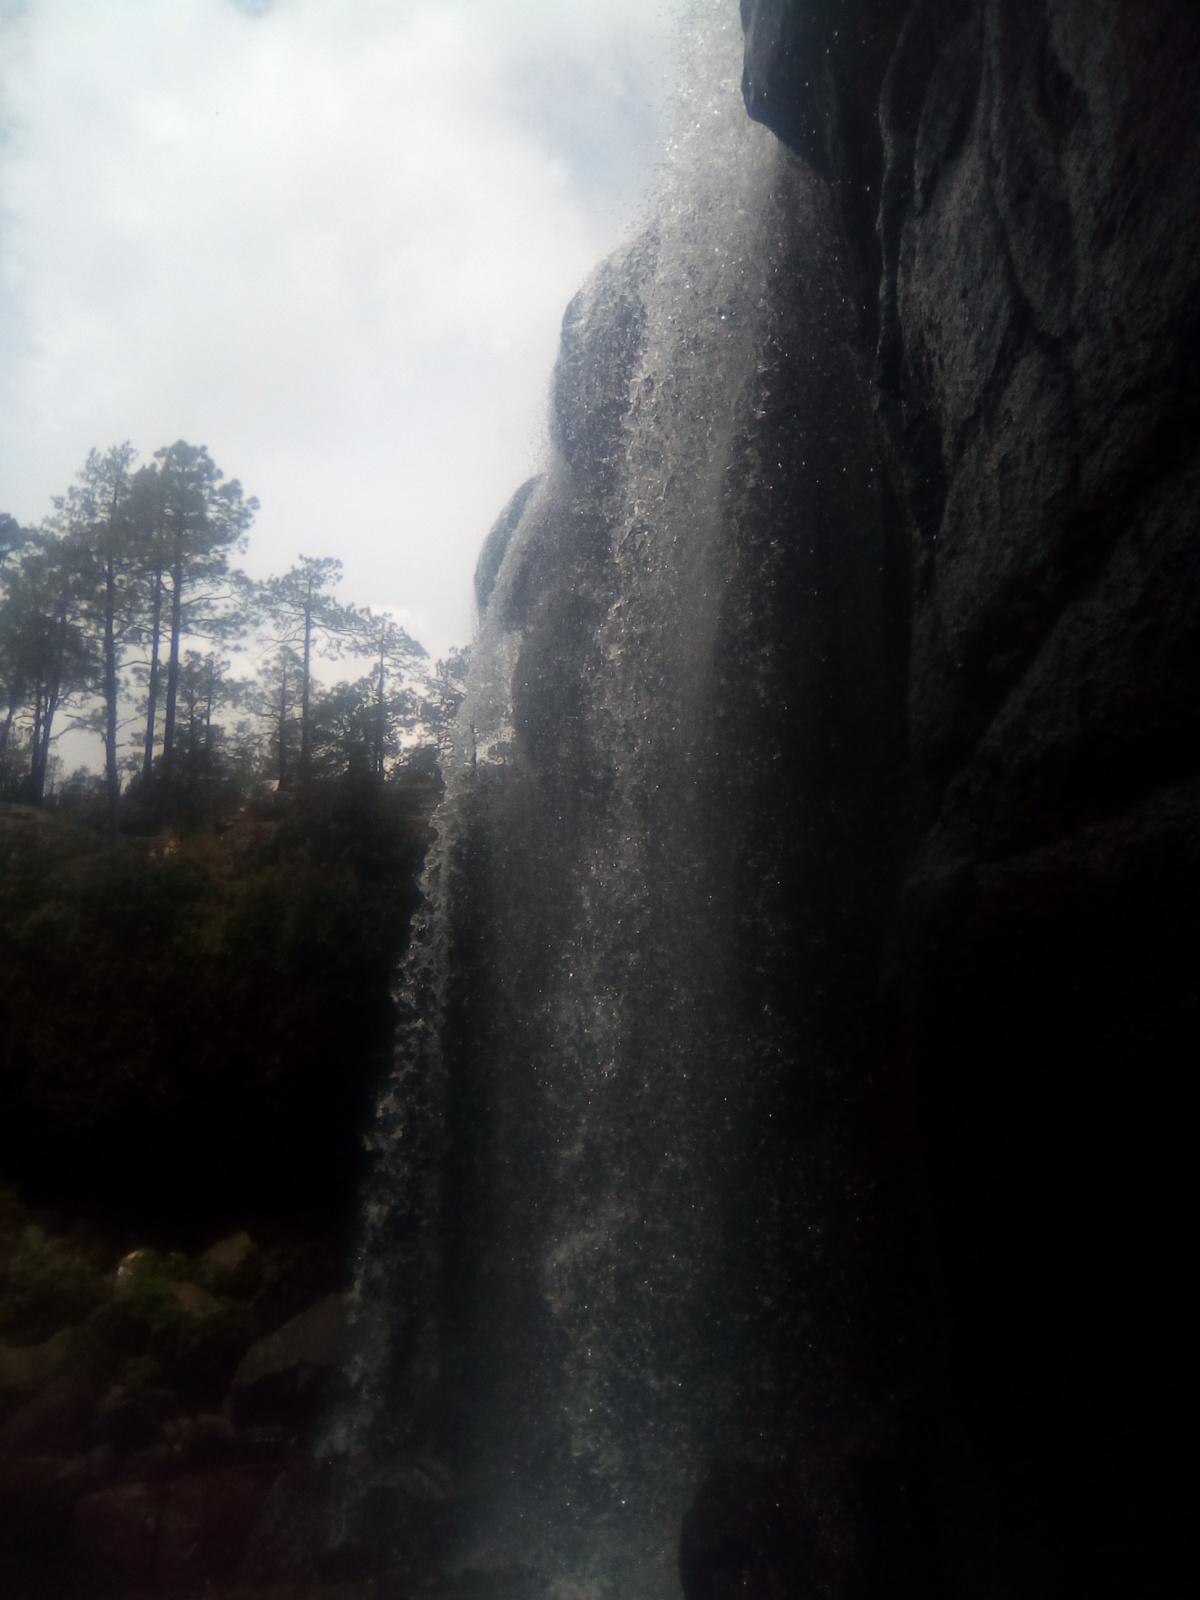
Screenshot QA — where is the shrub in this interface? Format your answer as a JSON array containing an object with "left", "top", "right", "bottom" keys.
[
  {"left": 79, "top": 1261, "right": 252, "bottom": 1404},
  {"left": 0, "top": 1227, "right": 106, "bottom": 1342}
]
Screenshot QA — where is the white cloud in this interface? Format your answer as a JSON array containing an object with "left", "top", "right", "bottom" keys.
[{"left": 0, "top": 0, "right": 682, "bottom": 657}]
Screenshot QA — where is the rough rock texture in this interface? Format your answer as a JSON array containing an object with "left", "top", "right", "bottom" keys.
[
  {"left": 737, "top": 1, "right": 1198, "bottom": 1595},
  {"left": 0, "top": 1327, "right": 72, "bottom": 1395},
  {"left": 346, "top": 7, "right": 1194, "bottom": 1595},
  {"left": 72, "top": 1461, "right": 281, "bottom": 1585},
  {"left": 232, "top": 1293, "right": 347, "bottom": 1436},
  {"left": 198, "top": 1230, "right": 257, "bottom": 1283},
  {"left": 0, "top": 1248, "right": 372, "bottom": 1592},
  {"left": 0, "top": 1373, "right": 95, "bottom": 1458},
  {"left": 475, "top": 477, "right": 542, "bottom": 615}
]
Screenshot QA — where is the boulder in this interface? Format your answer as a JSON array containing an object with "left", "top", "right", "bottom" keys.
[
  {"left": 111, "top": 1441, "right": 182, "bottom": 1485},
  {"left": 89, "top": 1382, "right": 180, "bottom": 1454},
  {"left": 171, "top": 1280, "right": 222, "bottom": 1317},
  {"left": 680, "top": 1462, "right": 816, "bottom": 1600},
  {"left": 164, "top": 1410, "right": 239, "bottom": 1466},
  {"left": 736, "top": 2, "right": 1200, "bottom": 1593},
  {"left": 73, "top": 1462, "right": 279, "bottom": 1584},
  {"left": 0, "top": 1453, "right": 83, "bottom": 1502},
  {"left": 0, "top": 1351, "right": 30, "bottom": 1397},
  {"left": 71, "top": 1479, "right": 159, "bottom": 1581},
  {"left": 0, "top": 1327, "right": 73, "bottom": 1394},
  {"left": 475, "top": 476, "right": 541, "bottom": 614},
  {"left": 356, "top": 1454, "right": 457, "bottom": 1587},
  {"left": 374, "top": 1454, "right": 455, "bottom": 1506},
  {"left": 0, "top": 1451, "right": 111, "bottom": 1549},
  {"left": 231, "top": 1293, "right": 346, "bottom": 1434},
  {"left": 237, "top": 1451, "right": 328, "bottom": 1583},
  {"left": 0, "top": 1374, "right": 94, "bottom": 1458},
  {"left": 114, "top": 1247, "right": 154, "bottom": 1284},
  {"left": 199, "top": 1229, "right": 256, "bottom": 1283},
  {"left": 157, "top": 1463, "right": 279, "bottom": 1581}
]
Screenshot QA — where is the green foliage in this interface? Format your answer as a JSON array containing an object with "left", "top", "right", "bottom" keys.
[
  {"left": 0, "top": 1201, "right": 344, "bottom": 1412},
  {"left": 78, "top": 1264, "right": 252, "bottom": 1404},
  {"left": 4, "top": 441, "right": 463, "bottom": 823},
  {"left": 0, "top": 766, "right": 436, "bottom": 1223},
  {"left": 0, "top": 1227, "right": 106, "bottom": 1342}
]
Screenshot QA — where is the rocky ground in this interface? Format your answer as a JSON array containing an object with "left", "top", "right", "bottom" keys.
[{"left": 0, "top": 1197, "right": 398, "bottom": 1598}]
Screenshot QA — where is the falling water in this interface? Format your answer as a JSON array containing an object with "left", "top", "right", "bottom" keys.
[{"left": 342, "top": 3, "right": 893, "bottom": 1595}]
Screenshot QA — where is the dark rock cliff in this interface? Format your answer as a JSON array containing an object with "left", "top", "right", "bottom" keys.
[
  {"left": 739, "top": 1, "right": 1198, "bottom": 1594},
  {"left": 354, "top": 8, "right": 1194, "bottom": 1595}
]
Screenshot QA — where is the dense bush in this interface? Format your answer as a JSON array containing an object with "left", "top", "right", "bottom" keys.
[
  {"left": 0, "top": 1226, "right": 106, "bottom": 1341},
  {"left": 0, "top": 1213, "right": 343, "bottom": 1410},
  {"left": 78, "top": 1258, "right": 253, "bottom": 1403},
  {"left": 0, "top": 768, "right": 437, "bottom": 1228}
]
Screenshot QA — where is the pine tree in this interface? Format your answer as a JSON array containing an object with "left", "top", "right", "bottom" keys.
[
  {"left": 153, "top": 441, "right": 256, "bottom": 797},
  {"left": 55, "top": 444, "right": 140, "bottom": 819},
  {"left": 257, "top": 557, "right": 360, "bottom": 787}
]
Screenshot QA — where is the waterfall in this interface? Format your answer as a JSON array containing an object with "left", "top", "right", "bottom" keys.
[{"left": 341, "top": 4, "right": 894, "bottom": 1595}]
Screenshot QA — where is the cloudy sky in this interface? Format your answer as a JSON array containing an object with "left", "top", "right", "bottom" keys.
[{"left": 0, "top": 0, "right": 685, "bottom": 659}]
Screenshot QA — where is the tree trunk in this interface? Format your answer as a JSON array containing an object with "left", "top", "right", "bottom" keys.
[
  {"left": 299, "top": 584, "right": 313, "bottom": 783},
  {"left": 203, "top": 655, "right": 215, "bottom": 761},
  {"left": 277, "top": 656, "right": 289, "bottom": 790},
  {"left": 0, "top": 694, "right": 17, "bottom": 757},
  {"left": 186, "top": 689, "right": 199, "bottom": 793},
  {"left": 103, "top": 551, "right": 119, "bottom": 823},
  {"left": 32, "top": 603, "right": 67, "bottom": 806},
  {"left": 161, "top": 537, "right": 184, "bottom": 789},
  {"left": 30, "top": 684, "right": 45, "bottom": 798},
  {"left": 376, "top": 635, "right": 387, "bottom": 779},
  {"left": 142, "top": 562, "right": 164, "bottom": 782},
  {"left": 100, "top": 476, "right": 123, "bottom": 824}
]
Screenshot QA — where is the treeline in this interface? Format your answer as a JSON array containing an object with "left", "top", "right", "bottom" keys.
[
  {"left": 0, "top": 439, "right": 462, "bottom": 1226},
  {"left": 0, "top": 766, "right": 438, "bottom": 1226},
  {"left": 0, "top": 440, "right": 467, "bottom": 824}
]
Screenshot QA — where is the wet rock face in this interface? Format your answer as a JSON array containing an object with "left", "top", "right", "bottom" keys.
[
  {"left": 351, "top": 6, "right": 1192, "bottom": 1595},
  {"left": 740, "top": 1, "right": 1199, "bottom": 1594},
  {"left": 741, "top": 1, "right": 1200, "bottom": 823},
  {"left": 475, "top": 477, "right": 541, "bottom": 617}
]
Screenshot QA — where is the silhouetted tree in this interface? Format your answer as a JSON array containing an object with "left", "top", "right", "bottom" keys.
[
  {"left": 56, "top": 444, "right": 140, "bottom": 820},
  {"left": 354, "top": 609, "right": 427, "bottom": 778},
  {"left": 0, "top": 531, "right": 94, "bottom": 803},
  {"left": 422, "top": 645, "right": 471, "bottom": 755},
  {"left": 257, "top": 557, "right": 360, "bottom": 786},
  {"left": 154, "top": 441, "right": 256, "bottom": 795}
]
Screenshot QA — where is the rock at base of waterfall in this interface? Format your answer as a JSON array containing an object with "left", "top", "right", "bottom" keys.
[
  {"left": 0, "top": 1373, "right": 95, "bottom": 1458},
  {"left": 72, "top": 1461, "right": 281, "bottom": 1584},
  {"left": 199, "top": 1229, "right": 258, "bottom": 1287},
  {"left": 679, "top": 1461, "right": 828, "bottom": 1600},
  {"left": 231, "top": 1292, "right": 347, "bottom": 1435},
  {"left": 0, "top": 1327, "right": 74, "bottom": 1395}
]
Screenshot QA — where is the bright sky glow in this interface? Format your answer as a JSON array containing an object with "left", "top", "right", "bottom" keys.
[{"left": 0, "top": 0, "right": 682, "bottom": 659}]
